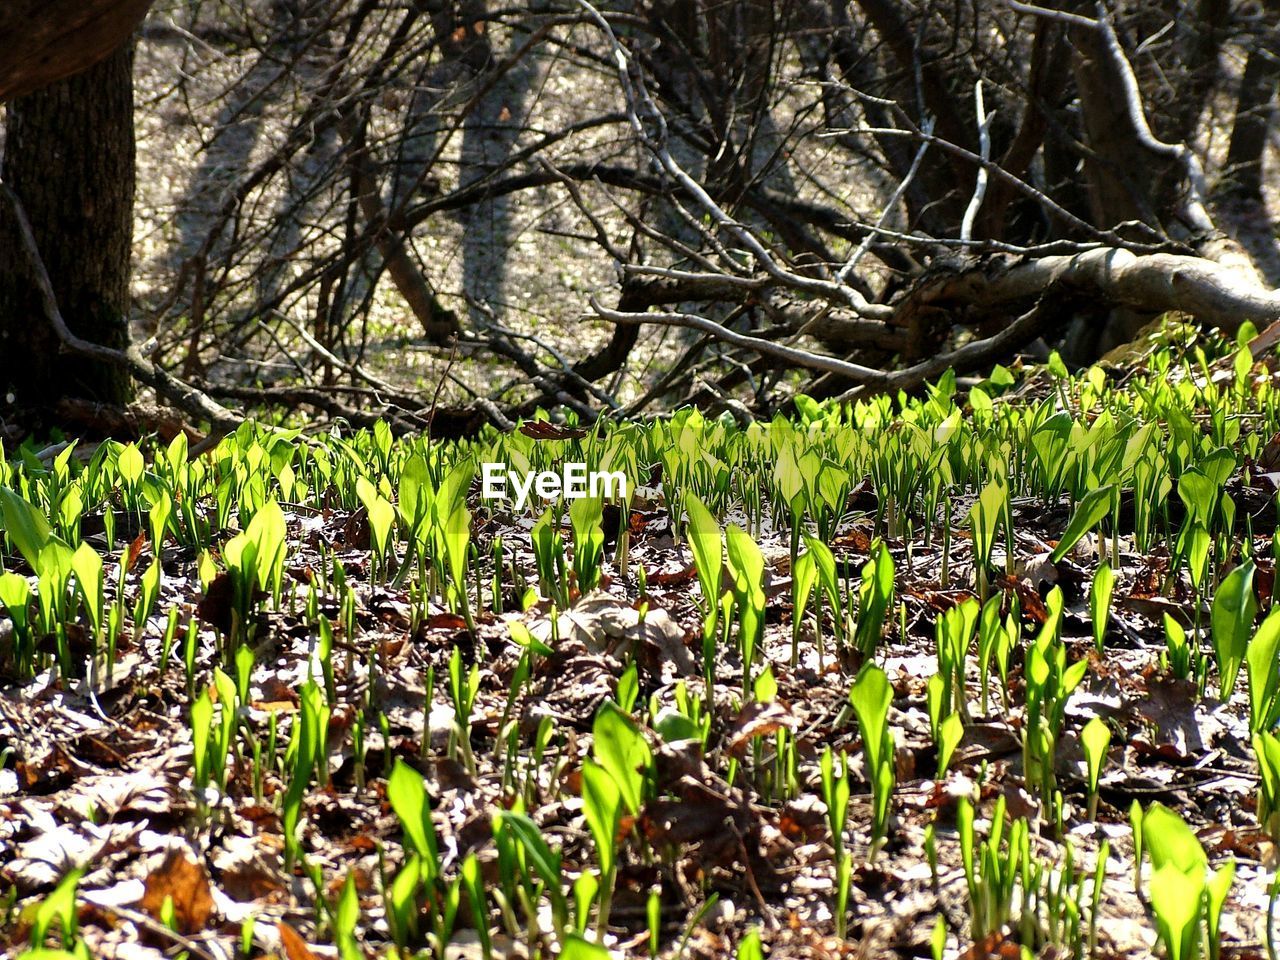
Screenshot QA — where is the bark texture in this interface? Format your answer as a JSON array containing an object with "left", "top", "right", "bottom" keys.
[
  {"left": 0, "top": 45, "right": 136, "bottom": 406},
  {"left": 0, "top": 0, "right": 153, "bottom": 102},
  {"left": 901, "top": 249, "right": 1280, "bottom": 337}
]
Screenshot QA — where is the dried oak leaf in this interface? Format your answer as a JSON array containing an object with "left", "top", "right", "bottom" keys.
[
  {"left": 652, "top": 738, "right": 705, "bottom": 788},
  {"left": 1127, "top": 675, "right": 1221, "bottom": 760},
  {"left": 137, "top": 849, "right": 214, "bottom": 935},
  {"left": 647, "top": 563, "right": 697, "bottom": 587},
  {"left": 629, "top": 608, "right": 698, "bottom": 680},
  {"left": 829, "top": 525, "right": 875, "bottom": 553},
  {"left": 195, "top": 571, "right": 253, "bottom": 635},
  {"left": 959, "top": 929, "right": 1020, "bottom": 960},
  {"left": 1257, "top": 430, "right": 1280, "bottom": 472},
  {"left": 212, "top": 833, "right": 285, "bottom": 903},
  {"left": 993, "top": 574, "right": 1047, "bottom": 624},
  {"left": 125, "top": 530, "right": 148, "bottom": 575},
  {"left": 422, "top": 611, "right": 470, "bottom": 631},
  {"left": 342, "top": 508, "right": 370, "bottom": 550},
  {"left": 518, "top": 420, "right": 588, "bottom": 441},
  {"left": 726, "top": 701, "right": 798, "bottom": 759},
  {"left": 278, "top": 921, "right": 321, "bottom": 960}
]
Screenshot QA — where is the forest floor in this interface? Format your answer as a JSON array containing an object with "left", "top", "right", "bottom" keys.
[{"left": 2, "top": 324, "right": 1280, "bottom": 959}]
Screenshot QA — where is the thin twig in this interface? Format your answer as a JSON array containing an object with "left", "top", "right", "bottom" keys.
[
  {"left": 959, "top": 81, "right": 994, "bottom": 243},
  {"left": 1005, "top": 0, "right": 1098, "bottom": 29},
  {"left": 1092, "top": 3, "right": 1214, "bottom": 234},
  {"left": 835, "top": 299, "right": 1054, "bottom": 402},
  {"left": 96, "top": 903, "right": 221, "bottom": 960},
  {"left": 837, "top": 116, "right": 935, "bottom": 283},
  {"left": 588, "top": 296, "right": 887, "bottom": 382}
]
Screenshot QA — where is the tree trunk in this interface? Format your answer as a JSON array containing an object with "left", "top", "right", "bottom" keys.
[
  {"left": 1225, "top": 29, "right": 1280, "bottom": 202},
  {"left": 0, "top": 43, "right": 136, "bottom": 407},
  {"left": 0, "top": 0, "right": 152, "bottom": 102},
  {"left": 1069, "top": 23, "right": 1174, "bottom": 233}
]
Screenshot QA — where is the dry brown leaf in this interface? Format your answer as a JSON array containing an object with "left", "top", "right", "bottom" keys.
[
  {"left": 646, "top": 563, "right": 697, "bottom": 586},
  {"left": 1257, "top": 429, "right": 1280, "bottom": 471},
  {"left": 958, "top": 928, "right": 1020, "bottom": 959},
  {"left": 641, "top": 795, "right": 734, "bottom": 846},
  {"left": 196, "top": 571, "right": 237, "bottom": 634},
  {"left": 726, "top": 701, "right": 798, "bottom": 758},
  {"left": 125, "top": 530, "right": 148, "bottom": 575},
  {"left": 518, "top": 420, "right": 587, "bottom": 441},
  {"left": 137, "top": 849, "right": 214, "bottom": 935},
  {"left": 278, "top": 920, "right": 321, "bottom": 960},
  {"left": 778, "top": 795, "right": 828, "bottom": 842}
]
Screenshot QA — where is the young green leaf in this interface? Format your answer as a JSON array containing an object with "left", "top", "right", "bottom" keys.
[
  {"left": 1090, "top": 562, "right": 1113, "bottom": 652},
  {"left": 1206, "top": 859, "right": 1235, "bottom": 960},
  {"left": 356, "top": 476, "right": 396, "bottom": 566},
  {"left": 570, "top": 495, "right": 605, "bottom": 593},
  {"left": 1081, "top": 716, "right": 1111, "bottom": 820},
  {"left": 1081, "top": 717, "right": 1111, "bottom": 794},
  {"left": 1050, "top": 484, "right": 1115, "bottom": 563},
  {"left": 592, "top": 700, "right": 651, "bottom": 815},
  {"left": 725, "top": 524, "right": 766, "bottom": 683},
  {"left": 935, "top": 711, "right": 963, "bottom": 780},
  {"left": 685, "top": 494, "right": 723, "bottom": 635},
  {"left": 849, "top": 663, "right": 895, "bottom": 841},
  {"left": 968, "top": 477, "right": 1007, "bottom": 573},
  {"left": 1149, "top": 863, "right": 1204, "bottom": 960},
  {"left": 387, "top": 759, "right": 440, "bottom": 865},
  {"left": 580, "top": 759, "right": 621, "bottom": 880},
  {"left": 1142, "top": 802, "right": 1207, "bottom": 876},
  {"left": 560, "top": 934, "right": 611, "bottom": 960},
  {"left": 850, "top": 663, "right": 892, "bottom": 777},
  {"left": 70, "top": 541, "right": 103, "bottom": 633},
  {"left": 0, "top": 486, "right": 55, "bottom": 569},
  {"left": 1212, "top": 560, "right": 1257, "bottom": 701},
  {"left": 1247, "top": 607, "right": 1280, "bottom": 733},
  {"left": 853, "top": 541, "right": 894, "bottom": 656},
  {"left": 30, "top": 866, "right": 83, "bottom": 948}
]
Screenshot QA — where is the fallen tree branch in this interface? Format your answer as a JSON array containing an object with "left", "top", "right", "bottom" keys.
[
  {"left": 959, "top": 81, "right": 993, "bottom": 244},
  {"left": 569, "top": 0, "right": 1280, "bottom": 407},
  {"left": 573, "top": 0, "right": 895, "bottom": 322},
  {"left": 833, "top": 300, "right": 1053, "bottom": 401},
  {"left": 53, "top": 399, "right": 205, "bottom": 445},
  {"left": 901, "top": 248, "right": 1280, "bottom": 334},
  {"left": 1094, "top": 5, "right": 1213, "bottom": 235},
  {"left": 591, "top": 245, "right": 1280, "bottom": 405},
  {"left": 588, "top": 295, "right": 889, "bottom": 382}
]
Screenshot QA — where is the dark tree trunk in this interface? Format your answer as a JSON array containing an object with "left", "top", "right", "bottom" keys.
[
  {"left": 1069, "top": 24, "right": 1174, "bottom": 233},
  {"left": 1225, "top": 28, "right": 1280, "bottom": 202},
  {"left": 0, "top": 0, "right": 152, "bottom": 102},
  {"left": 0, "top": 43, "right": 136, "bottom": 407}
]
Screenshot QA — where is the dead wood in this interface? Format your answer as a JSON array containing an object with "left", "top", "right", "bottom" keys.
[{"left": 895, "top": 249, "right": 1280, "bottom": 338}]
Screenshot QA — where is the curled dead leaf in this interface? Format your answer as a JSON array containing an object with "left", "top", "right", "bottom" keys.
[
  {"left": 726, "top": 701, "right": 798, "bottom": 758},
  {"left": 518, "top": 420, "right": 587, "bottom": 441},
  {"left": 137, "top": 849, "right": 214, "bottom": 935}
]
